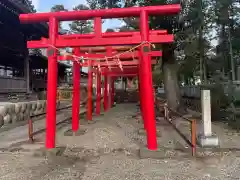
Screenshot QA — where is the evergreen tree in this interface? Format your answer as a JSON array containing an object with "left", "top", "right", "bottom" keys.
[
  {"left": 24, "top": 0, "right": 37, "bottom": 12},
  {"left": 69, "top": 4, "right": 93, "bottom": 34},
  {"left": 51, "top": 0, "right": 240, "bottom": 111},
  {"left": 83, "top": 0, "right": 216, "bottom": 111},
  {"left": 51, "top": 4, "right": 67, "bottom": 12},
  {"left": 50, "top": 4, "right": 68, "bottom": 31}
]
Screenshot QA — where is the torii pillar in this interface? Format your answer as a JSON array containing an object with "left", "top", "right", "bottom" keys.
[
  {"left": 138, "top": 62, "right": 146, "bottom": 129},
  {"left": 96, "top": 69, "right": 102, "bottom": 115},
  {"left": 87, "top": 60, "right": 93, "bottom": 121},
  {"left": 46, "top": 17, "right": 58, "bottom": 148},
  {"left": 108, "top": 76, "right": 112, "bottom": 109},
  {"left": 64, "top": 48, "right": 86, "bottom": 136},
  {"left": 72, "top": 48, "right": 81, "bottom": 131},
  {"left": 111, "top": 77, "right": 115, "bottom": 107},
  {"left": 139, "top": 11, "right": 157, "bottom": 150},
  {"left": 103, "top": 75, "right": 109, "bottom": 111}
]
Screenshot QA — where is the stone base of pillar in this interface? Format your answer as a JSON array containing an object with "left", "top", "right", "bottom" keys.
[
  {"left": 33, "top": 146, "right": 66, "bottom": 157},
  {"left": 139, "top": 147, "right": 166, "bottom": 159},
  {"left": 64, "top": 129, "right": 86, "bottom": 136},
  {"left": 197, "top": 134, "right": 219, "bottom": 148},
  {"left": 87, "top": 120, "right": 97, "bottom": 124},
  {"left": 137, "top": 128, "right": 162, "bottom": 137}
]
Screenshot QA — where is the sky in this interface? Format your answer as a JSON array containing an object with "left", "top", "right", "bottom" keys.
[
  {"left": 31, "top": 0, "right": 125, "bottom": 72},
  {"left": 31, "top": 0, "right": 124, "bottom": 31}
]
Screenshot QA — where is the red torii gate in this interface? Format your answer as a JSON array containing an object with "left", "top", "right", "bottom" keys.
[
  {"left": 59, "top": 46, "right": 159, "bottom": 122},
  {"left": 101, "top": 66, "right": 139, "bottom": 110},
  {"left": 19, "top": 4, "right": 180, "bottom": 151}
]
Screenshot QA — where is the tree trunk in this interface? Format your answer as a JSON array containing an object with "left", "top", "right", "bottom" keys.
[{"left": 162, "top": 44, "right": 181, "bottom": 111}]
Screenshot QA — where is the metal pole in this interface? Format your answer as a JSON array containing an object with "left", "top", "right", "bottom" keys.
[
  {"left": 28, "top": 119, "right": 33, "bottom": 143},
  {"left": 140, "top": 10, "right": 157, "bottom": 150},
  {"left": 46, "top": 17, "right": 58, "bottom": 149}
]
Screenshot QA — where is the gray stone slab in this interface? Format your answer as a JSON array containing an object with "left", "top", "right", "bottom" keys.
[
  {"left": 87, "top": 120, "right": 97, "bottom": 124},
  {"left": 139, "top": 146, "right": 174, "bottom": 159},
  {"left": 33, "top": 146, "right": 66, "bottom": 157},
  {"left": 197, "top": 135, "right": 220, "bottom": 148},
  {"left": 139, "top": 146, "right": 191, "bottom": 159},
  {"left": 64, "top": 129, "right": 86, "bottom": 136},
  {"left": 137, "top": 128, "right": 162, "bottom": 137},
  {"left": 92, "top": 113, "right": 104, "bottom": 116}
]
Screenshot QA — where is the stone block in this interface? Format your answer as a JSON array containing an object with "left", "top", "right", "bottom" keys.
[
  {"left": 87, "top": 120, "right": 97, "bottom": 124},
  {"left": 137, "top": 128, "right": 162, "bottom": 137},
  {"left": 139, "top": 146, "right": 171, "bottom": 159},
  {"left": 195, "top": 147, "right": 240, "bottom": 157},
  {"left": 20, "top": 142, "right": 44, "bottom": 152},
  {"left": 0, "top": 105, "right": 8, "bottom": 117},
  {"left": 33, "top": 146, "right": 66, "bottom": 157},
  {"left": 197, "top": 135, "right": 219, "bottom": 148},
  {"left": 0, "top": 115, "right": 3, "bottom": 127},
  {"left": 64, "top": 129, "right": 86, "bottom": 136}
]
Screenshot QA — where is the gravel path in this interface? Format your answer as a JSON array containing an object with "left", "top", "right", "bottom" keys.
[{"left": 0, "top": 104, "right": 240, "bottom": 179}]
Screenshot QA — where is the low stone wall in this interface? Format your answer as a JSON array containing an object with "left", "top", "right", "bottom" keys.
[
  {"left": 37, "top": 87, "right": 88, "bottom": 101},
  {"left": 180, "top": 86, "right": 201, "bottom": 98},
  {"left": 0, "top": 100, "right": 60, "bottom": 128}
]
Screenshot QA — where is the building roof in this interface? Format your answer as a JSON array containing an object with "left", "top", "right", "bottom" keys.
[
  {"left": 5, "top": 0, "right": 48, "bottom": 38},
  {"left": 0, "top": 1, "right": 72, "bottom": 70}
]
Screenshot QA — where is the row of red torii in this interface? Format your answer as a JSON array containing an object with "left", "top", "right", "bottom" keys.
[{"left": 19, "top": 4, "right": 180, "bottom": 151}]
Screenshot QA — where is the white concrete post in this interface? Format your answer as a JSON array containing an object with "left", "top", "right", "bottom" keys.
[
  {"left": 198, "top": 89, "right": 219, "bottom": 147},
  {"left": 201, "top": 89, "right": 212, "bottom": 136}
]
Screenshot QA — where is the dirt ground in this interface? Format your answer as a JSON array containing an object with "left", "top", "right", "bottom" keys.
[{"left": 0, "top": 104, "right": 240, "bottom": 180}]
